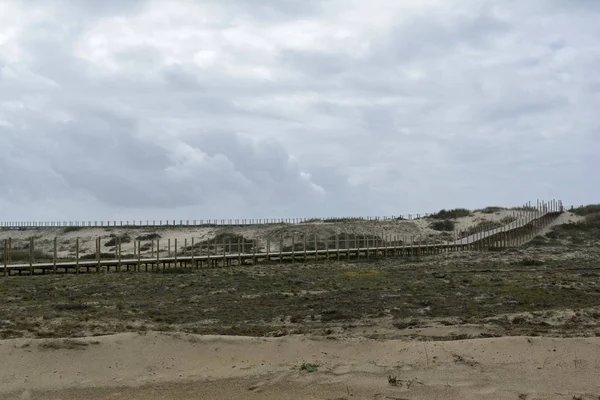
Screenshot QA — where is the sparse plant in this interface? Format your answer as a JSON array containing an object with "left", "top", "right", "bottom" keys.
[
  {"left": 477, "top": 206, "right": 506, "bottom": 214},
  {"left": 80, "top": 252, "right": 117, "bottom": 260},
  {"left": 501, "top": 215, "right": 517, "bottom": 224},
  {"left": 136, "top": 233, "right": 161, "bottom": 241},
  {"left": 296, "top": 362, "right": 319, "bottom": 372},
  {"left": 428, "top": 208, "right": 471, "bottom": 220},
  {"left": 104, "top": 234, "right": 131, "bottom": 247},
  {"left": 571, "top": 204, "right": 600, "bottom": 216},
  {"left": 63, "top": 226, "right": 84, "bottom": 233},
  {"left": 430, "top": 220, "right": 455, "bottom": 231}
]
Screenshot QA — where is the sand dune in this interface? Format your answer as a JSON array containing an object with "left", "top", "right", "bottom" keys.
[{"left": 1, "top": 332, "right": 599, "bottom": 400}]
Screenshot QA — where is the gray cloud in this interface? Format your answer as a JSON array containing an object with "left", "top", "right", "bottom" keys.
[{"left": 1, "top": 0, "right": 599, "bottom": 221}]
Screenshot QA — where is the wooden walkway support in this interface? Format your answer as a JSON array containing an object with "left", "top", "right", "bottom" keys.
[{"left": 0, "top": 202, "right": 564, "bottom": 277}]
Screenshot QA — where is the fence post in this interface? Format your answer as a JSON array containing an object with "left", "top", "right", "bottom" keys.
[
  {"left": 174, "top": 238, "right": 178, "bottom": 268},
  {"left": 280, "top": 233, "right": 283, "bottom": 262},
  {"left": 3, "top": 239, "right": 7, "bottom": 277},
  {"left": 303, "top": 234, "right": 307, "bottom": 261},
  {"left": 155, "top": 239, "right": 161, "bottom": 272},
  {"left": 223, "top": 238, "right": 227, "bottom": 266},
  {"left": 191, "top": 237, "right": 195, "bottom": 268},
  {"left": 336, "top": 234, "right": 340, "bottom": 260},
  {"left": 29, "top": 237, "right": 34, "bottom": 275},
  {"left": 75, "top": 238, "right": 80, "bottom": 275},
  {"left": 345, "top": 234, "right": 350, "bottom": 260},
  {"left": 136, "top": 239, "right": 141, "bottom": 271},
  {"left": 117, "top": 236, "right": 121, "bottom": 271},
  {"left": 291, "top": 233, "right": 295, "bottom": 264},
  {"left": 95, "top": 237, "right": 100, "bottom": 273},
  {"left": 50, "top": 237, "right": 57, "bottom": 274},
  {"left": 266, "top": 237, "right": 270, "bottom": 264}
]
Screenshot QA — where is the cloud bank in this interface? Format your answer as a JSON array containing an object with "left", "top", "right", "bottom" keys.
[{"left": 1, "top": 0, "right": 598, "bottom": 220}]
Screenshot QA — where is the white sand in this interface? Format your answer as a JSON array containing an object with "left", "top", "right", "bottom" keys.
[{"left": 1, "top": 332, "right": 599, "bottom": 399}]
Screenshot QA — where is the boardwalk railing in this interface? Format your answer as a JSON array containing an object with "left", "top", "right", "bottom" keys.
[{"left": 1, "top": 200, "right": 564, "bottom": 277}]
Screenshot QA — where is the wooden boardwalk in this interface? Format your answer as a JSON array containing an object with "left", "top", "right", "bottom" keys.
[{"left": 1, "top": 209, "right": 562, "bottom": 276}]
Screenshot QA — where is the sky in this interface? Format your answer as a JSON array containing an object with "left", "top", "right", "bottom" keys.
[{"left": 1, "top": 0, "right": 598, "bottom": 222}]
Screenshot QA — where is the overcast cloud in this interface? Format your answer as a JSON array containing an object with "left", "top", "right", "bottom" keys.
[{"left": 1, "top": 0, "right": 598, "bottom": 221}]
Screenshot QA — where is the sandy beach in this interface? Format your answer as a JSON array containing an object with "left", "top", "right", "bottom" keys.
[{"left": 1, "top": 332, "right": 599, "bottom": 400}]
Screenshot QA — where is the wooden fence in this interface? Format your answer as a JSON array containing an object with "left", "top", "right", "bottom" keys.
[
  {"left": 0, "top": 200, "right": 564, "bottom": 229},
  {"left": 1, "top": 200, "right": 563, "bottom": 277}
]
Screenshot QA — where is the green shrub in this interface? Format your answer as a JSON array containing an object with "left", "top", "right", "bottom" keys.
[
  {"left": 571, "top": 204, "right": 600, "bottom": 216},
  {"left": 104, "top": 235, "right": 131, "bottom": 247},
  {"left": 429, "top": 208, "right": 471, "bottom": 219},
  {"left": 80, "top": 252, "right": 116, "bottom": 260},
  {"left": 520, "top": 259, "right": 544, "bottom": 266},
  {"left": 157, "top": 267, "right": 194, "bottom": 274},
  {"left": 136, "top": 233, "right": 161, "bottom": 241},
  {"left": 543, "top": 212, "right": 600, "bottom": 243},
  {"left": 477, "top": 206, "right": 505, "bottom": 214},
  {"left": 430, "top": 220, "right": 455, "bottom": 231},
  {"left": 63, "top": 226, "right": 84, "bottom": 233}
]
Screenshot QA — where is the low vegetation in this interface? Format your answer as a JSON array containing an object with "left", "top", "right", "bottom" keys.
[
  {"left": 570, "top": 204, "right": 600, "bottom": 216},
  {"left": 63, "top": 227, "right": 84, "bottom": 233},
  {"left": 477, "top": 206, "right": 506, "bottom": 214},
  {"left": 136, "top": 233, "right": 161, "bottom": 241},
  {"left": 104, "top": 234, "right": 132, "bottom": 247},
  {"left": 429, "top": 220, "right": 455, "bottom": 231},
  {"left": 545, "top": 209, "right": 600, "bottom": 244},
  {"left": 428, "top": 208, "right": 471, "bottom": 220},
  {"left": 1, "top": 242, "right": 599, "bottom": 340}
]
